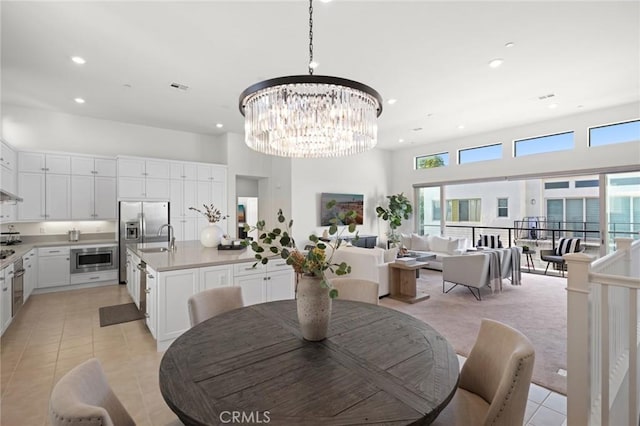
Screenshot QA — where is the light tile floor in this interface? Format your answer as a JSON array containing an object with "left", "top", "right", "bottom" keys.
[{"left": 1, "top": 285, "right": 567, "bottom": 426}]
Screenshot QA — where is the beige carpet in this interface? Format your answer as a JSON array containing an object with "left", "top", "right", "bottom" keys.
[{"left": 380, "top": 269, "right": 567, "bottom": 395}]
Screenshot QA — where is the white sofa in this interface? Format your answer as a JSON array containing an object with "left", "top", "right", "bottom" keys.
[
  {"left": 400, "top": 233, "right": 471, "bottom": 271},
  {"left": 324, "top": 245, "right": 395, "bottom": 297}
]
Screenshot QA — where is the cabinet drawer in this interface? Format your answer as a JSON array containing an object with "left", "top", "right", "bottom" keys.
[
  {"left": 70, "top": 270, "right": 118, "bottom": 285},
  {"left": 234, "top": 261, "right": 266, "bottom": 277},
  {"left": 38, "top": 247, "right": 70, "bottom": 257},
  {"left": 267, "top": 260, "right": 292, "bottom": 273}
]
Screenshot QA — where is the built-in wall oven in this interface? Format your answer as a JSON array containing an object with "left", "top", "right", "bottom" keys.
[{"left": 70, "top": 246, "right": 117, "bottom": 274}]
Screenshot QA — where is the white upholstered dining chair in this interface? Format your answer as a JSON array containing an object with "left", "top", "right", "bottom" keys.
[
  {"left": 188, "top": 286, "right": 244, "bottom": 327},
  {"left": 49, "top": 358, "right": 135, "bottom": 426},
  {"left": 330, "top": 278, "right": 379, "bottom": 305},
  {"left": 432, "top": 319, "right": 535, "bottom": 426}
]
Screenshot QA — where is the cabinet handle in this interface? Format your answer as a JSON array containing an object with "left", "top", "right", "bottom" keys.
[
  {"left": 2, "top": 288, "right": 7, "bottom": 292},
  {"left": 244, "top": 267, "right": 255, "bottom": 271},
  {"left": 49, "top": 250, "right": 61, "bottom": 253},
  {"left": 145, "top": 289, "right": 151, "bottom": 294},
  {"left": 267, "top": 276, "right": 271, "bottom": 280},
  {"left": 144, "top": 313, "right": 150, "bottom": 318},
  {"left": 45, "top": 167, "right": 50, "bottom": 171},
  {"left": 66, "top": 258, "right": 70, "bottom": 261},
  {"left": 8, "top": 271, "right": 14, "bottom": 275},
  {"left": 89, "top": 276, "right": 100, "bottom": 280},
  {"left": 147, "top": 274, "right": 154, "bottom": 279},
  {"left": 41, "top": 167, "right": 46, "bottom": 171},
  {"left": 0, "top": 277, "right": 4, "bottom": 281}
]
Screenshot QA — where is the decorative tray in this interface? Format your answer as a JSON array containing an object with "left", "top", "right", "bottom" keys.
[{"left": 217, "top": 244, "right": 245, "bottom": 251}]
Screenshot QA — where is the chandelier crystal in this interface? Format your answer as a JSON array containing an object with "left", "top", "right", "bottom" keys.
[{"left": 238, "top": 1, "right": 382, "bottom": 158}]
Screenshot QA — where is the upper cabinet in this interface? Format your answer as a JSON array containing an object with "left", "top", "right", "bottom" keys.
[
  {"left": 117, "top": 157, "right": 171, "bottom": 200},
  {"left": 19, "top": 152, "right": 71, "bottom": 174},
  {"left": 197, "top": 164, "right": 226, "bottom": 182},
  {"left": 71, "top": 156, "right": 116, "bottom": 177},
  {"left": 118, "top": 157, "right": 170, "bottom": 179},
  {"left": 170, "top": 162, "right": 197, "bottom": 180},
  {"left": 0, "top": 141, "right": 17, "bottom": 171}
]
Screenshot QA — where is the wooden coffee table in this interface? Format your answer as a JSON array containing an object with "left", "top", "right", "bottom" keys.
[{"left": 389, "top": 260, "right": 431, "bottom": 304}]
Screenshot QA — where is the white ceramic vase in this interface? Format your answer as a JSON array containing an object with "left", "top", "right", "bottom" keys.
[
  {"left": 200, "top": 223, "right": 223, "bottom": 247},
  {"left": 296, "top": 275, "right": 332, "bottom": 341}
]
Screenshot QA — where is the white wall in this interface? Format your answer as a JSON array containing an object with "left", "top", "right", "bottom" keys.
[
  {"left": 291, "top": 148, "right": 391, "bottom": 248},
  {"left": 2, "top": 105, "right": 226, "bottom": 163},
  {"left": 391, "top": 103, "right": 640, "bottom": 200}
]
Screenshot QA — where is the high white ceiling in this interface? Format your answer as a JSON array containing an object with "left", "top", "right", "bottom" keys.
[{"left": 2, "top": 1, "right": 639, "bottom": 150}]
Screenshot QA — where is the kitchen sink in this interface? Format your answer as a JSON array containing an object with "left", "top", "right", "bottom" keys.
[{"left": 139, "top": 247, "right": 169, "bottom": 253}]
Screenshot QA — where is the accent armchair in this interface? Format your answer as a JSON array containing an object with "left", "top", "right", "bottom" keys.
[
  {"left": 49, "top": 358, "right": 135, "bottom": 426},
  {"left": 442, "top": 254, "right": 491, "bottom": 300},
  {"left": 432, "top": 319, "right": 535, "bottom": 426},
  {"left": 540, "top": 237, "right": 582, "bottom": 277}
]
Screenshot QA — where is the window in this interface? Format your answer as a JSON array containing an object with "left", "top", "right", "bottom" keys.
[
  {"left": 545, "top": 181, "right": 570, "bottom": 189},
  {"left": 546, "top": 197, "right": 600, "bottom": 239},
  {"left": 590, "top": 119, "right": 640, "bottom": 147},
  {"left": 458, "top": 144, "right": 502, "bottom": 164},
  {"left": 432, "top": 200, "right": 441, "bottom": 221},
  {"left": 575, "top": 180, "right": 599, "bottom": 188},
  {"left": 497, "top": 198, "right": 508, "bottom": 217},
  {"left": 514, "top": 131, "right": 574, "bottom": 157},
  {"left": 446, "top": 199, "right": 481, "bottom": 222},
  {"left": 416, "top": 153, "right": 449, "bottom": 169}
]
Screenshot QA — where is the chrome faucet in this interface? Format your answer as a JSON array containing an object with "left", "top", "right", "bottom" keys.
[{"left": 158, "top": 224, "right": 176, "bottom": 251}]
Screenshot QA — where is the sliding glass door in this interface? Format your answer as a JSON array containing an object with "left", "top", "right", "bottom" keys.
[
  {"left": 415, "top": 186, "right": 442, "bottom": 236},
  {"left": 604, "top": 171, "right": 640, "bottom": 254}
]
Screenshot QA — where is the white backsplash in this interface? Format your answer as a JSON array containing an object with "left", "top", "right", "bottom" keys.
[{"left": 1, "top": 220, "right": 116, "bottom": 236}]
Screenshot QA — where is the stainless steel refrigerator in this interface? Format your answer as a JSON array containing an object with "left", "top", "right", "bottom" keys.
[{"left": 118, "top": 201, "right": 170, "bottom": 283}]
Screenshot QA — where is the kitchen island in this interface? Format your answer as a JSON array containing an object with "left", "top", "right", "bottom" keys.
[{"left": 126, "top": 241, "right": 295, "bottom": 351}]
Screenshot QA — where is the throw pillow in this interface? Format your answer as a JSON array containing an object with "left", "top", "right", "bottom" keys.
[
  {"left": 478, "top": 234, "right": 502, "bottom": 248},
  {"left": 400, "top": 233, "right": 412, "bottom": 250},
  {"left": 384, "top": 246, "right": 399, "bottom": 263},
  {"left": 446, "top": 239, "right": 459, "bottom": 255},
  {"left": 429, "top": 235, "right": 450, "bottom": 253},
  {"left": 410, "top": 233, "right": 430, "bottom": 251},
  {"left": 554, "top": 238, "right": 580, "bottom": 255}
]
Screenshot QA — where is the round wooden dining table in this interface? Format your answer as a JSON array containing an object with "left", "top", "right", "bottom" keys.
[{"left": 159, "top": 300, "right": 459, "bottom": 425}]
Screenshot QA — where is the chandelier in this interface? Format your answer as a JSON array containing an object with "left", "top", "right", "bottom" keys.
[{"left": 238, "top": 0, "right": 383, "bottom": 158}]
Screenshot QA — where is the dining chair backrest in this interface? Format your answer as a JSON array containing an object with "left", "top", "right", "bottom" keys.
[
  {"left": 330, "top": 278, "right": 379, "bottom": 305},
  {"left": 460, "top": 319, "right": 535, "bottom": 425},
  {"left": 49, "top": 358, "right": 135, "bottom": 426},
  {"left": 188, "top": 286, "right": 244, "bottom": 327}
]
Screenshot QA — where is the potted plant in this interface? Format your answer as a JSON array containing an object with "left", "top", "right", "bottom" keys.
[
  {"left": 189, "top": 204, "right": 229, "bottom": 247},
  {"left": 243, "top": 201, "right": 357, "bottom": 341},
  {"left": 376, "top": 192, "right": 413, "bottom": 247}
]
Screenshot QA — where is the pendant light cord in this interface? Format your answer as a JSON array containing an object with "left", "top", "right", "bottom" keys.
[{"left": 308, "top": 0, "right": 314, "bottom": 75}]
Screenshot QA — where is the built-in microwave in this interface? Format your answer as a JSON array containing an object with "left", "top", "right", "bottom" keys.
[{"left": 70, "top": 246, "right": 117, "bottom": 274}]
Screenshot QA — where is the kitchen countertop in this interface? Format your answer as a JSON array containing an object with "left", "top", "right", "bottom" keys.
[
  {"left": 127, "top": 241, "right": 258, "bottom": 272},
  {"left": 0, "top": 239, "right": 118, "bottom": 269}
]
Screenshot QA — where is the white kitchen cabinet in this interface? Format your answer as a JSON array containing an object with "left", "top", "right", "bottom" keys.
[
  {"left": 199, "top": 265, "right": 232, "bottom": 291},
  {"left": 170, "top": 162, "right": 197, "bottom": 180},
  {"left": 170, "top": 179, "right": 197, "bottom": 220},
  {"left": 171, "top": 217, "right": 198, "bottom": 242},
  {"left": 157, "top": 268, "right": 198, "bottom": 342},
  {"left": 17, "top": 172, "right": 46, "bottom": 220},
  {"left": 127, "top": 250, "right": 141, "bottom": 308},
  {"left": 1, "top": 263, "right": 14, "bottom": 333},
  {"left": 71, "top": 175, "right": 116, "bottom": 219},
  {"left": 118, "top": 157, "right": 171, "bottom": 200},
  {"left": 37, "top": 247, "right": 70, "bottom": 288},
  {"left": 1, "top": 165, "right": 15, "bottom": 193},
  {"left": 45, "top": 174, "right": 71, "bottom": 220},
  {"left": 71, "top": 156, "right": 116, "bottom": 177},
  {"left": 196, "top": 164, "right": 226, "bottom": 182},
  {"left": 69, "top": 270, "right": 117, "bottom": 285},
  {"left": 234, "top": 260, "right": 294, "bottom": 306},
  {"left": 196, "top": 180, "right": 228, "bottom": 234},
  {"left": 0, "top": 141, "right": 16, "bottom": 171},
  {"left": 19, "top": 152, "right": 70, "bottom": 174},
  {"left": 0, "top": 202, "right": 16, "bottom": 222},
  {"left": 145, "top": 266, "right": 158, "bottom": 339},
  {"left": 23, "top": 250, "right": 36, "bottom": 302}
]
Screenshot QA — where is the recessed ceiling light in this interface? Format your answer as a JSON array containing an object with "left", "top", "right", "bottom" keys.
[
  {"left": 216, "top": 123, "right": 224, "bottom": 128},
  {"left": 319, "top": 0, "right": 332, "bottom": 3},
  {"left": 308, "top": 61, "right": 319, "bottom": 69},
  {"left": 548, "top": 103, "right": 558, "bottom": 109},
  {"left": 398, "top": 139, "right": 405, "bottom": 143},
  {"left": 387, "top": 99, "right": 397, "bottom": 105},
  {"left": 488, "top": 58, "right": 504, "bottom": 68},
  {"left": 74, "top": 98, "right": 85, "bottom": 104},
  {"left": 71, "top": 56, "right": 86, "bottom": 65},
  {"left": 458, "top": 125, "right": 465, "bottom": 129},
  {"left": 505, "top": 42, "right": 515, "bottom": 48}
]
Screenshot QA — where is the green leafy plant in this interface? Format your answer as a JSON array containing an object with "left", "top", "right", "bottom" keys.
[
  {"left": 242, "top": 201, "right": 358, "bottom": 298},
  {"left": 376, "top": 192, "right": 413, "bottom": 245}
]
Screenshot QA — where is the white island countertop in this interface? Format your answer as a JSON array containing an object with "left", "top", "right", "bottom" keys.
[{"left": 127, "top": 240, "right": 260, "bottom": 272}]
